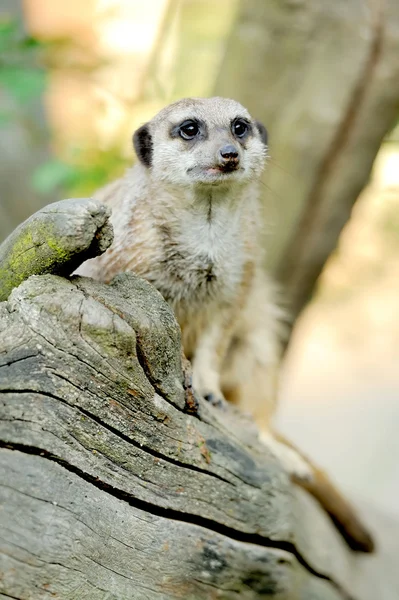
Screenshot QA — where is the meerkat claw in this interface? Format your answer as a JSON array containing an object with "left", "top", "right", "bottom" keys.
[{"left": 203, "top": 392, "right": 227, "bottom": 409}]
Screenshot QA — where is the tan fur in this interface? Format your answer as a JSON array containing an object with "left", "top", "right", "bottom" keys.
[{"left": 76, "top": 97, "right": 374, "bottom": 552}]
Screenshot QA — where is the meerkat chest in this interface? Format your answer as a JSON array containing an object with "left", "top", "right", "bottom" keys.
[{"left": 151, "top": 205, "right": 248, "bottom": 308}]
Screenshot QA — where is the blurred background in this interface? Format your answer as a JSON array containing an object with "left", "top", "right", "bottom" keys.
[{"left": 1, "top": 0, "right": 398, "bottom": 519}]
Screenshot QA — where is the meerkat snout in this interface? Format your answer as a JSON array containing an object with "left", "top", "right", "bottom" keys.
[{"left": 218, "top": 144, "right": 240, "bottom": 172}]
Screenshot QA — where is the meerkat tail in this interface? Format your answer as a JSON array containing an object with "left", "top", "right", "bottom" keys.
[{"left": 274, "top": 432, "right": 375, "bottom": 553}]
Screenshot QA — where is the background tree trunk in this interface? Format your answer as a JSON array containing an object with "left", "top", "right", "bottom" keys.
[
  {"left": 1, "top": 199, "right": 399, "bottom": 599},
  {"left": 214, "top": 0, "right": 399, "bottom": 333}
]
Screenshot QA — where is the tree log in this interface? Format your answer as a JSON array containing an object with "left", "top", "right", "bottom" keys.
[
  {"left": 0, "top": 198, "right": 113, "bottom": 302},
  {"left": 215, "top": 0, "right": 399, "bottom": 331},
  {"left": 0, "top": 199, "right": 398, "bottom": 599}
]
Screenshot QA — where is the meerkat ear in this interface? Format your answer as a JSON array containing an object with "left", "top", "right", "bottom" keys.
[
  {"left": 255, "top": 121, "right": 268, "bottom": 146},
  {"left": 133, "top": 123, "right": 153, "bottom": 168}
]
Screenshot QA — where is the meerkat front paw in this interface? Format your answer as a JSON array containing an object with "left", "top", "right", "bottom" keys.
[
  {"left": 203, "top": 391, "right": 227, "bottom": 409},
  {"left": 194, "top": 379, "right": 227, "bottom": 408},
  {"left": 191, "top": 369, "right": 227, "bottom": 409}
]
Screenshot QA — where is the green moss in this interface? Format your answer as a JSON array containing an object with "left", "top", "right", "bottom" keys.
[
  {"left": 0, "top": 219, "right": 74, "bottom": 301},
  {"left": 46, "top": 233, "right": 72, "bottom": 262}
]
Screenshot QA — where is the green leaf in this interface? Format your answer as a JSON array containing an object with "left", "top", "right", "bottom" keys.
[
  {"left": 0, "top": 17, "right": 44, "bottom": 53},
  {"left": 0, "top": 18, "right": 19, "bottom": 39},
  {"left": 32, "top": 161, "right": 80, "bottom": 194},
  {"left": 0, "top": 110, "right": 14, "bottom": 125},
  {"left": 0, "top": 17, "right": 19, "bottom": 52},
  {"left": 20, "top": 36, "right": 42, "bottom": 50},
  {"left": 0, "top": 67, "right": 46, "bottom": 104}
]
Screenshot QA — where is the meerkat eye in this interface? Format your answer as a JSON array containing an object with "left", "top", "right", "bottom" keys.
[
  {"left": 232, "top": 119, "right": 249, "bottom": 138},
  {"left": 179, "top": 120, "right": 200, "bottom": 140}
]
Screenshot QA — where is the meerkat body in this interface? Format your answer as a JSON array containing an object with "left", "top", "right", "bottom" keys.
[
  {"left": 77, "top": 97, "right": 374, "bottom": 552},
  {"left": 80, "top": 98, "right": 281, "bottom": 423}
]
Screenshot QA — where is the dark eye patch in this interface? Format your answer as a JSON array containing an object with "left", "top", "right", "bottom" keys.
[
  {"left": 255, "top": 121, "right": 268, "bottom": 146},
  {"left": 170, "top": 118, "right": 206, "bottom": 141},
  {"left": 231, "top": 117, "right": 251, "bottom": 140},
  {"left": 179, "top": 120, "right": 199, "bottom": 139}
]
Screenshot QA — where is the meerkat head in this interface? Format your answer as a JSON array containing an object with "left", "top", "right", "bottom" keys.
[{"left": 133, "top": 97, "right": 267, "bottom": 187}]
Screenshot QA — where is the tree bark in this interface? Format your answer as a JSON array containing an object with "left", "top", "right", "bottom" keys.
[
  {"left": 0, "top": 197, "right": 113, "bottom": 302},
  {"left": 0, "top": 198, "right": 398, "bottom": 599},
  {"left": 215, "top": 0, "right": 399, "bottom": 332}
]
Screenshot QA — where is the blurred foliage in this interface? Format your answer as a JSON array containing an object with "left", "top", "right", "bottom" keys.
[
  {"left": 32, "top": 148, "right": 129, "bottom": 197},
  {"left": 0, "top": 15, "right": 127, "bottom": 198},
  {"left": 0, "top": 17, "right": 46, "bottom": 119},
  {"left": 0, "top": 1, "right": 240, "bottom": 200}
]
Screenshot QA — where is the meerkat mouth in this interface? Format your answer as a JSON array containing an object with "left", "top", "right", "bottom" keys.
[
  {"left": 214, "top": 164, "right": 240, "bottom": 174},
  {"left": 188, "top": 165, "right": 244, "bottom": 179}
]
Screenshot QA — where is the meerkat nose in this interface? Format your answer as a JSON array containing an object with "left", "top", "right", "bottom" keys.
[
  {"left": 220, "top": 145, "right": 239, "bottom": 161},
  {"left": 218, "top": 145, "right": 240, "bottom": 171}
]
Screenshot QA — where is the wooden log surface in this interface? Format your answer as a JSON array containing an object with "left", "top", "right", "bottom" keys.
[
  {"left": 0, "top": 198, "right": 113, "bottom": 302},
  {"left": 1, "top": 199, "right": 398, "bottom": 599}
]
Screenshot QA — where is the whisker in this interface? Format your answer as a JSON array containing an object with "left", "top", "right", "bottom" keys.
[
  {"left": 266, "top": 156, "right": 295, "bottom": 179},
  {"left": 259, "top": 179, "right": 285, "bottom": 204}
]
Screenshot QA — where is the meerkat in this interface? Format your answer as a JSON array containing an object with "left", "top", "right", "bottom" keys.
[{"left": 76, "top": 97, "right": 374, "bottom": 552}]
